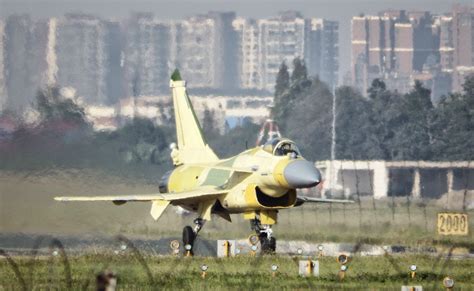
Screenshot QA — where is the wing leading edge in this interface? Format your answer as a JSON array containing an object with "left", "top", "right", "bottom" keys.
[
  {"left": 296, "top": 196, "right": 355, "bottom": 206},
  {"left": 54, "top": 187, "right": 227, "bottom": 202},
  {"left": 55, "top": 187, "right": 228, "bottom": 221}
]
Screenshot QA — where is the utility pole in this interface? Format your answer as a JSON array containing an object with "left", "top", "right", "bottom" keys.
[{"left": 329, "top": 84, "right": 337, "bottom": 198}]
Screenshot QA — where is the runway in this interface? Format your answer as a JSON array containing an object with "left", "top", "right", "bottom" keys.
[{"left": 1, "top": 232, "right": 472, "bottom": 258}]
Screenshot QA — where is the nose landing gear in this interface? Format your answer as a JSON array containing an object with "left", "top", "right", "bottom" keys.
[{"left": 251, "top": 217, "right": 276, "bottom": 254}]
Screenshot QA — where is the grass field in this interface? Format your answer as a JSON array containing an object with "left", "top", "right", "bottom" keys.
[{"left": 1, "top": 253, "right": 473, "bottom": 290}]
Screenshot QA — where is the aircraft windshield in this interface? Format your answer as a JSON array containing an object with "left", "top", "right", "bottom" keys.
[
  {"left": 263, "top": 138, "right": 301, "bottom": 156},
  {"left": 274, "top": 141, "right": 300, "bottom": 156}
]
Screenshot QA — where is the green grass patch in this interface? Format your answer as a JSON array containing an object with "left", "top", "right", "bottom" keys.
[{"left": 1, "top": 254, "right": 473, "bottom": 290}]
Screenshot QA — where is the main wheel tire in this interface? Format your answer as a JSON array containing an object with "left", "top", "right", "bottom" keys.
[{"left": 182, "top": 225, "right": 195, "bottom": 247}]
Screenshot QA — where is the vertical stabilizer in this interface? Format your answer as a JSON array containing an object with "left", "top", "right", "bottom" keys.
[{"left": 170, "top": 70, "right": 218, "bottom": 164}]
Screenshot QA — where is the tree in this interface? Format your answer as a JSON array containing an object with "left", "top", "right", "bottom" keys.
[
  {"left": 284, "top": 77, "right": 333, "bottom": 161},
  {"left": 290, "top": 58, "right": 312, "bottom": 96},
  {"left": 432, "top": 75, "right": 474, "bottom": 160},
  {"left": 272, "top": 59, "right": 312, "bottom": 131},
  {"left": 202, "top": 106, "right": 219, "bottom": 139},
  {"left": 291, "top": 58, "right": 308, "bottom": 84},
  {"left": 113, "top": 118, "right": 170, "bottom": 163},
  {"left": 462, "top": 73, "right": 474, "bottom": 100},
  {"left": 367, "top": 78, "right": 387, "bottom": 100},
  {"left": 274, "top": 62, "right": 290, "bottom": 98},
  {"left": 119, "top": 118, "right": 165, "bottom": 146},
  {"left": 393, "top": 81, "right": 435, "bottom": 160},
  {"left": 272, "top": 62, "right": 290, "bottom": 125},
  {"left": 209, "top": 119, "right": 261, "bottom": 158},
  {"left": 334, "top": 86, "right": 381, "bottom": 159},
  {"left": 366, "top": 79, "right": 403, "bottom": 159},
  {"left": 35, "top": 86, "right": 89, "bottom": 128}
]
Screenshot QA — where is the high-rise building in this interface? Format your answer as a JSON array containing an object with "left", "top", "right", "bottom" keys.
[
  {"left": 352, "top": 15, "right": 395, "bottom": 93},
  {"left": 178, "top": 15, "right": 218, "bottom": 88},
  {"left": 234, "top": 12, "right": 339, "bottom": 92},
  {"left": 178, "top": 12, "right": 237, "bottom": 89},
  {"left": 351, "top": 11, "right": 442, "bottom": 95},
  {"left": 233, "top": 18, "right": 262, "bottom": 89},
  {"left": 410, "top": 12, "right": 440, "bottom": 72},
  {"left": 308, "top": 19, "right": 339, "bottom": 90},
  {"left": 4, "top": 15, "right": 37, "bottom": 111},
  {"left": 439, "top": 16, "right": 454, "bottom": 72},
  {"left": 125, "top": 12, "right": 237, "bottom": 93},
  {"left": 433, "top": 5, "right": 474, "bottom": 94},
  {"left": 55, "top": 14, "right": 108, "bottom": 104},
  {"left": 29, "top": 19, "right": 50, "bottom": 91},
  {"left": 393, "top": 22, "right": 414, "bottom": 75},
  {"left": 351, "top": 6, "right": 473, "bottom": 96},
  {"left": 259, "top": 12, "right": 307, "bottom": 91},
  {"left": 125, "top": 13, "right": 174, "bottom": 96},
  {"left": 0, "top": 21, "right": 6, "bottom": 111},
  {"left": 207, "top": 12, "right": 238, "bottom": 90},
  {"left": 451, "top": 5, "right": 474, "bottom": 91},
  {"left": 367, "top": 16, "right": 386, "bottom": 73},
  {"left": 103, "top": 20, "right": 125, "bottom": 104},
  {"left": 2, "top": 14, "right": 125, "bottom": 110},
  {"left": 351, "top": 16, "right": 369, "bottom": 93}
]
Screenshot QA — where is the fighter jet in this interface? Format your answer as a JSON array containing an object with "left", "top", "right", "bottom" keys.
[{"left": 55, "top": 70, "right": 353, "bottom": 253}]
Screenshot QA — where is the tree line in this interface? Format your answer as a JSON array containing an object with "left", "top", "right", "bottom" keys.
[
  {"left": 272, "top": 58, "right": 474, "bottom": 161},
  {"left": 1, "top": 58, "right": 472, "bottom": 177},
  {"left": 0, "top": 86, "right": 260, "bottom": 176}
]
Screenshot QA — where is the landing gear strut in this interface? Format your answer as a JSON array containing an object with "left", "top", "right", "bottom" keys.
[
  {"left": 182, "top": 218, "right": 205, "bottom": 255},
  {"left": 251, "top": 217, "right": 276, "bottom": 254}
]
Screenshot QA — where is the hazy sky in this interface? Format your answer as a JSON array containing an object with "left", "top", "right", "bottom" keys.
[{"left": 1, "top": 0, "right": 472, "bottom": 79}]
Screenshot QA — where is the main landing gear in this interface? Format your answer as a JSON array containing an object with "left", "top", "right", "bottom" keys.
[
  {"left": 182, "top": 215, "right": 276, "bottom": 255},
  {"left": 182, "top": 218, "right": 205, "bottom": 255},
  {"left": 251, "top": 217, "right": 276, "bottom": 254}
]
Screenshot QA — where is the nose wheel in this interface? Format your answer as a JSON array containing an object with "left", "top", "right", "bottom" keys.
[
  {"left": 260, "top": 234, "right": 276, "bottom": 254},
  {"left": 251, "top": 218, "right": 276, "bottom": 254}
]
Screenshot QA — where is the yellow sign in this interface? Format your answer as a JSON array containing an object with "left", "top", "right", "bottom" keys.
[{"left": 437, "top": 213, "right": 469, "bottom": 236}]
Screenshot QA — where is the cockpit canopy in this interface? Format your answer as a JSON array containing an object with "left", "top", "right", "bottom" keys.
[{"left": 262, "top": 138, "right": 301, "bottom": 157}]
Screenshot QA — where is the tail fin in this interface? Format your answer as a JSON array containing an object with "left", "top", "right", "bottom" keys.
[{"left": 170, "top": 70, "right": 218, "bottom": 164}]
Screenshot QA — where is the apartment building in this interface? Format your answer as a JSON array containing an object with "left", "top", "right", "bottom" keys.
[
  {"left": 0, "top": 21, "right": 6, "bottom": 111},
  {"left": 55, "top": 14, "right": 109, "bottom": 104},
  {"left": 234, "top": 12, "right": 339, "bottom": 91},
  {"left": 351, "top": 6, "right": 473, "bottom": 97}
]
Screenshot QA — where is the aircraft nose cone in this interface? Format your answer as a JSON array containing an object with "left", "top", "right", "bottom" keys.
[{"left": 283, "top": 160, "right": 321, "bottom": 188}]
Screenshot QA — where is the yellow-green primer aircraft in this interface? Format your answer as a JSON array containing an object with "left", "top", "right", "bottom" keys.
[{"left": 55, "top": 70, "right": 352, "bottom": 253}]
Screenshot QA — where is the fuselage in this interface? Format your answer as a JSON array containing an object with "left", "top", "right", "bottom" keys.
[{"left": 159, "top": 138, "right": 321, "bottom": 214}]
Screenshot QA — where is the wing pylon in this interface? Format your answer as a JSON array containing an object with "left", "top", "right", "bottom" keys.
[{"left": 296, "top": 196, "right": 355, "bottom": 205}]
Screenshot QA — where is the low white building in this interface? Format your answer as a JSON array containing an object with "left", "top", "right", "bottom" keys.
[
  {"left": 317, "top": 160, "right": 474, "bottom": 200},
  {"left": 85, "top": 94, "right": 273, "bottom": 132},
  {"left": 85, "top": 105, "right": 119, "bottom": 131}
]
